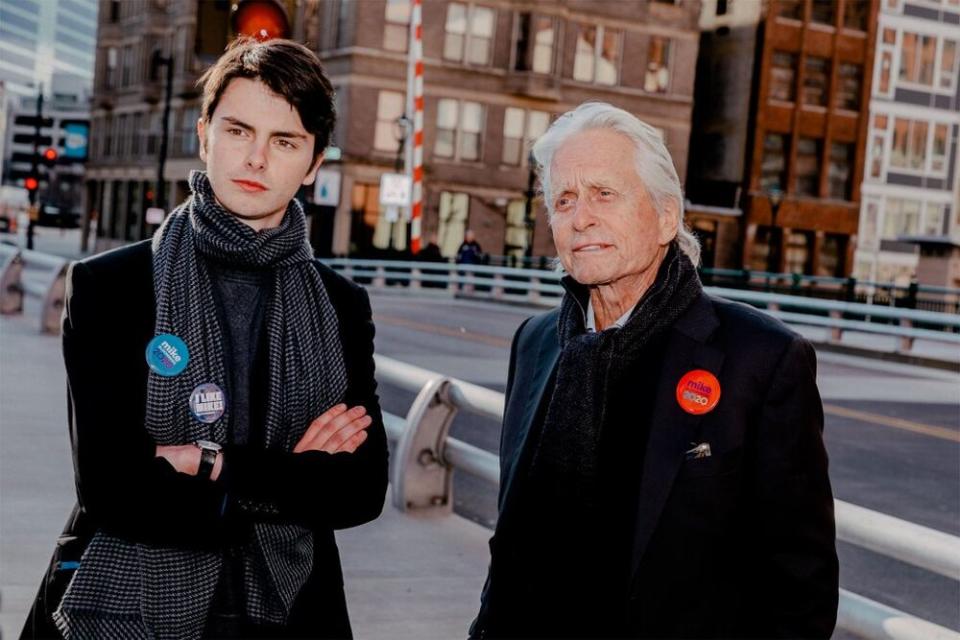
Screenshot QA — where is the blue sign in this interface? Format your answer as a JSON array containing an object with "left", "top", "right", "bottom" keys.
[
  {"left": 145, "top": 334, "right": 189, "bottom": 377},
  {"left": 63, "top": 123, "right": 88, "bottom": 159}
]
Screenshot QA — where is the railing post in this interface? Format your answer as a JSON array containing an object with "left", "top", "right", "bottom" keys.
[
  {"left": 0, "top": 250, "right": 24, "bottom": 315},
  {"left": 492, "top": 272, "right": 504, "bottom": 299},
  {"left": 529, "top": 276, "right": 541, "bottom": 304},
  {"left": 410, "top": 267, "right": 422, "bottom": 290},
  {"left": 373, "top": 265, "right": 386, "bottom": 288},
  {"left": 39, "top": 262, "right": 68, "bottom": 334},
  {"left": 828, "top": 310, "right": 844, "bottom": 343},
  {"left": 898, "top": 318, "right": 915, "bottom": 353},
  {"left": 390, "top": 377, "right": 458, "bottom": 515}
]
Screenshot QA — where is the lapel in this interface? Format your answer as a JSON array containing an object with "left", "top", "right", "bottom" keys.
[
  {"left": 498, "top": 310, "right": 561, "bottom": 513},
  {"left": 628, "top": 293, "right": 724, "bottom": 587}
]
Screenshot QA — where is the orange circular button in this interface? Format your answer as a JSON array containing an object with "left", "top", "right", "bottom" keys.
[{"left": 676, "top": 369, "right": 721, "bottom": 415}]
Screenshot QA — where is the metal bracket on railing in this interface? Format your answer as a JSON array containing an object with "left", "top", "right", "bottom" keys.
[
  {"left": 39, "top": 262, "right": 68, "bottom": 334},
  {"left": 390, "top": 376, "right": 459, "bottom": 515},
  {"left": 0, "top": 250, "right": 24, "bottom": 315}
]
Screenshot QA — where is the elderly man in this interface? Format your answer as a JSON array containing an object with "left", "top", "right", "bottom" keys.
[{"left": 470, "top": 103, "right": 838, "bottom": 639}]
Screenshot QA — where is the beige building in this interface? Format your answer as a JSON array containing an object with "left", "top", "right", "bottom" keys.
[{"left": 85, "top": 0, "right": 702, "bottom": 260}]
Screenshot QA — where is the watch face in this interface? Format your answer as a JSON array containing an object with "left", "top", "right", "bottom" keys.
[{"left": 196, "top": 439, "right": 222, "bottom": 452}]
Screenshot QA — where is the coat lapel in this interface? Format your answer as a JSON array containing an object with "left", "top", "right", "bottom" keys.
[
  {"left": 498, "top": 312, "right": 561, "bottom": 513},
  {"left": 628, "top": 294, "right": 724, "bottom": 588}
]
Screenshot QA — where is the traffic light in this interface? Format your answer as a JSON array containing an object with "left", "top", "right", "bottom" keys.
[
  {"left": 42, "top": 147, "right": 58, "bottom": 167},
  {"left": 24, "top": 177, "right": 39, "bottom": 192},
  {"left": 232, "top": 0, "right": 289, "bottom": 41}
]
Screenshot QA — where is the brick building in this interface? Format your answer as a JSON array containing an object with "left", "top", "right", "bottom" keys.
[{"left": 84, "top": 0, "right": 703, "bottom": 260}]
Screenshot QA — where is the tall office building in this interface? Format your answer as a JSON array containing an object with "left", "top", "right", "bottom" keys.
[
  {"left": 0, "top": 0, "right": 98, "bottom": 99},
  {"left": 854, "top": 0, "right": 960, "bottom": 286}
]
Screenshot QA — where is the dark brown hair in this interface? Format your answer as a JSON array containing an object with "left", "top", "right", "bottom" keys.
[{"left": 198, "top": 37, "right": 336, "bottom": 159}]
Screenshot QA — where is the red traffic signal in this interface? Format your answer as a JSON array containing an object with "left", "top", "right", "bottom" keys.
[
  {"left": 43, "top": 148, "right": 57, "bottom": 161},
  {"left": 232, "top": 0, "right": 289, "bottom": 41},
  {"left": 24, "top": 177, "right": 39, "bottom": 191}
]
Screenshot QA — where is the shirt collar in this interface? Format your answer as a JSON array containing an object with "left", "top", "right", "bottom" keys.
[{"left": 585, "top": 298, "right": 637, "bottom": 332}]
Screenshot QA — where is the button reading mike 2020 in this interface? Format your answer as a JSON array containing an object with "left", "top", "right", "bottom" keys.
[{"left": 145, "top": 334, "right": 190, "bottom": 377}]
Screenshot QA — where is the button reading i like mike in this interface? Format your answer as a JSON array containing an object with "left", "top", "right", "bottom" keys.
[{"left": 189, "top": 383, "right": 226, "bottom": 424}]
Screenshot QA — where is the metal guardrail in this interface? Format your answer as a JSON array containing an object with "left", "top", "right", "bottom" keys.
[
  {"left": 326, "top": 259, "right": 960, "bottom": 355},
  {"left": 0, "top": 244, "right": 68, "bottom": 334},
  {"left": 374, "top": 354, "right": 960, "bottom": 640}
]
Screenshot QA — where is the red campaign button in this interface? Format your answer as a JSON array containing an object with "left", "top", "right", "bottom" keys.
[{"left": 676, "top": 369, "right": 721, "bottom": 415}]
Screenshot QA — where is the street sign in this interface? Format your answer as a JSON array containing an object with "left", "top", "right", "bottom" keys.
[
  {"left": 313, "top": 169, "right": 341, "bottom": 206},
  {"left": 379, "top": 173, "right": 411, "bottom": 207}
]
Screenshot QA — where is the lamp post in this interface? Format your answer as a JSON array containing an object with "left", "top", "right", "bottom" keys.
[
  {"left": 523, "top": 150, "right": 537, "bottom": 260},
  {"left": 391, "top": 115, "right": 412, "bottom": 252},
  {"left": 766, "top": 187, "right": 784, "bottom": 274},
  {"left": 150, "top": 50, "right": 174, "bottom": 215}
]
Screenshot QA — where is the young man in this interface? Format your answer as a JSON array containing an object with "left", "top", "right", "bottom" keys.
[{"left": 49, "top": 38, "right": 387, "bottom": 639}]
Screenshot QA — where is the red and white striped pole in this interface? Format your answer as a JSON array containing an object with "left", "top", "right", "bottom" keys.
[{"left": 406, "top": 0, "right": 424, "bottom": 254}]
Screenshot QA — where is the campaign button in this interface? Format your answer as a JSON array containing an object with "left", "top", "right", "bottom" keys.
[
  {"left": 676, "top": 369, "right": 721, "bottom": 415},
  {"left": 190, "top": 383, "right": 226, "bottom": 424},
  {"left": 145, "top": 334, "right": 189, "bottom": 377}
]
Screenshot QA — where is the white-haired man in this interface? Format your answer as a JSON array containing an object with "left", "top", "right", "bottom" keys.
[{"left": 470, "top": 102, "right": 838, "bottom": 639}]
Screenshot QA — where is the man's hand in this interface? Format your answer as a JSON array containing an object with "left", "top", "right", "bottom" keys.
[
  {"left": 293, "top": 403, "right": 372, "bottom": 454},
  {"left": 155, "top": 444, "right": 223, "bottom": 480}
]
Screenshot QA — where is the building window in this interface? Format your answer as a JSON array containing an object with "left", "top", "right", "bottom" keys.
[
  {"left": 843, "top": 0, "right": 867, "bottom": 30},
  {"left": 777, "top": 0, "right": 803, "bottom": 20},
  {"left": 121, "top": 44, "right": 133, "bottom": 86},
  {"left": 796, "top": 138, "right": 822, "bottom": 197},
  {"left": 861, "top": 200, "right": 879, "bottom": 251},
  {"left": 941, "top": 40, "right": 957, "bottom": 91},
  {"left": 513, "top": 13, "right": 554, "bottom": 74},
  {"left": 769, "top": 51, "right": 797, "bottom": 102},
  {"left": 900, "top": 32, "right": 936, "bottom": 86},
  {"left": 374, "top": 91, "right": 406, "bottom": 153},
  {"left": 182, "top": 105, "right": 199, "bottom": 155},
  {"left": 835, "top": 63, "right": 862, "bottom": 111},
  {"left": 760, "top": 133, "right": 789, "bottom": 192},
  {"left": 883, "top": 199, "right": 920, "bottom": 238},
  {"left": 106, "top": 46, "right": 118, "bottom": 89},
  {"left": 828, "top": 143, "right": 854, "bottom": 200},
  {"left": 810, "top": 0, "right": 834, "bottom": 25},
  {"left": 573, "top": 24, "right": 622, "bottom": 86},
  {"left": 644, "top": 37, "right": 670, "bottom": 93},
  {"left": 891, "top": 118, "right": 927, "bottom": 171},
  {"left": 803, "top": 56, "right": 830, "bottom": 106},
  {"left": 502, "top": 108, "right": 550, "bottom": 165},
  {"left": 438, "top": 191, "right": 469, "bottom": 257},
  {"left": 443, "top": 3, "right": 495, "bottom": 66},
  {"left": 878, "top": 50, "right": 892, "bottom": 94},
  {"left": 505, "top": 199, "right": 530, "bottom": 258},
  {"left": 922, "top": 203, "right": 945, "bottom": 236},
  {"left": 131, "top": 112, "right": 142, "bottom": 156},
  {"left": 931, "top": 123, "right": 948, "bottom": 174},
  {"left": 383, "top": 0, "right": 410, "bottom": 52},
  {"left": 869, "top": 134, "right": 884, "bottom": 178},
  {"left": 435, "top": 99, "right": 484, "bottom": 162}
]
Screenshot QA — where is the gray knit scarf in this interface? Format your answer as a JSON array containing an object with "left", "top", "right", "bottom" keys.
[{"left": 54, "top": 171, "right": 348, "bottom": 639}]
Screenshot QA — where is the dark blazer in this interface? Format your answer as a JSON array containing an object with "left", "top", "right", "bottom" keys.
[
  {"left": 473, "top": 291, "right": 839, "bottom": 639},
  {"left": 35, "top": 239, "right": 388, "bottom": 639}
]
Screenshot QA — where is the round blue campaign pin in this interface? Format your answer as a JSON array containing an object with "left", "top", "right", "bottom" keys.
[
  {"left": 189, "top": 383, "right": 226, "bottom": 424},
  {"left": 145, "top": 334, "right": 190, "bottom": 377}
]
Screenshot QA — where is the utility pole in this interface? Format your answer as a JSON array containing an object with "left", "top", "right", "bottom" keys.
[
  {"left": 26, "top": 84, "right": 44, "bottom": 250},
  {"left": 152, "top": 50, "right": 174, "bottom": 213}
]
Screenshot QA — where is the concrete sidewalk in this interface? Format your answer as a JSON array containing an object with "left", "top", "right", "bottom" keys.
[{"left": 0, "top": 309, "right": 491, "bottom": 639}]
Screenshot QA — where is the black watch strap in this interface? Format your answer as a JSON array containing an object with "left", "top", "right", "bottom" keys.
[{"left": 195, "top": 440, "right": 221, "bottom": 480}]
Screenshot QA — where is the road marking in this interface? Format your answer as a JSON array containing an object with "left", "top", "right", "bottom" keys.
[
  {"left": 824, "top": 404, "right": 960, "bottom": 443},
  {"left": 375, "top": 314, "right": 512, "bottom": 348}
]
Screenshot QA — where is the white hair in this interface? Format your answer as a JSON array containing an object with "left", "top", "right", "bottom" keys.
[{"left": 531, "top": 101, "right": 701, "bottom": 266}]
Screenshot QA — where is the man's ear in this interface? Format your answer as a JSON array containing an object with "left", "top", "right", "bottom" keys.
[
  {"left": 301, "top": 153, "right": 325, "bottom": 186},
  {"left": 196, "top": 118, "right": 207, "bottom": 162},
  {"left": 658, "top": 197, "right": 681, "bottom": 246}
]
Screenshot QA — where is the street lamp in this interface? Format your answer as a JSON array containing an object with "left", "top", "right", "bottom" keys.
[
  {"left": 523, "top": 149, "right": 537, "bottom": 260},
  {"left": 150, "top": 50, "right": 174, "bottom": 217},
  {"left": 766, "top": 187, "right": 784, "bottom": 274}
]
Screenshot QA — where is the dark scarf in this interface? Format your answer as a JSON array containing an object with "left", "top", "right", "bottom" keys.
[
  {"left": 55, "top": 171, "right": 348, "bottom": 639},
  {"left": 514, "top": 244, "right": 702, "bottom": 633}
]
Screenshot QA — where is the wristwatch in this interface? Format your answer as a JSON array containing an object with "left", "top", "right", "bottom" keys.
[{"left": 194, "top": 440, "right": 222, "bottom": 480}]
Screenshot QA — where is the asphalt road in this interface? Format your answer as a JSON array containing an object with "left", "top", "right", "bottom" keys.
[{"left": 367, "top": 289, "right": 960, "bottom": 632}]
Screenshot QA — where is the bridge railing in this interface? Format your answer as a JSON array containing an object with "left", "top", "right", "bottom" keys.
[
  {"left": 0, "top": 244, "right": 68, "bottom": 334},
  {"left": 327, "top": 258, "right": 960, "bottom": 355},
  {"left": 374, "top": 354, "right": 960, "bottom": 640}
]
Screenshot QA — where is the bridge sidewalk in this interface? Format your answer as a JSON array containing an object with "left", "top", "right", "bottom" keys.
[{"left": 0, "top": 311, "right": 490, "bottom": 639}]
